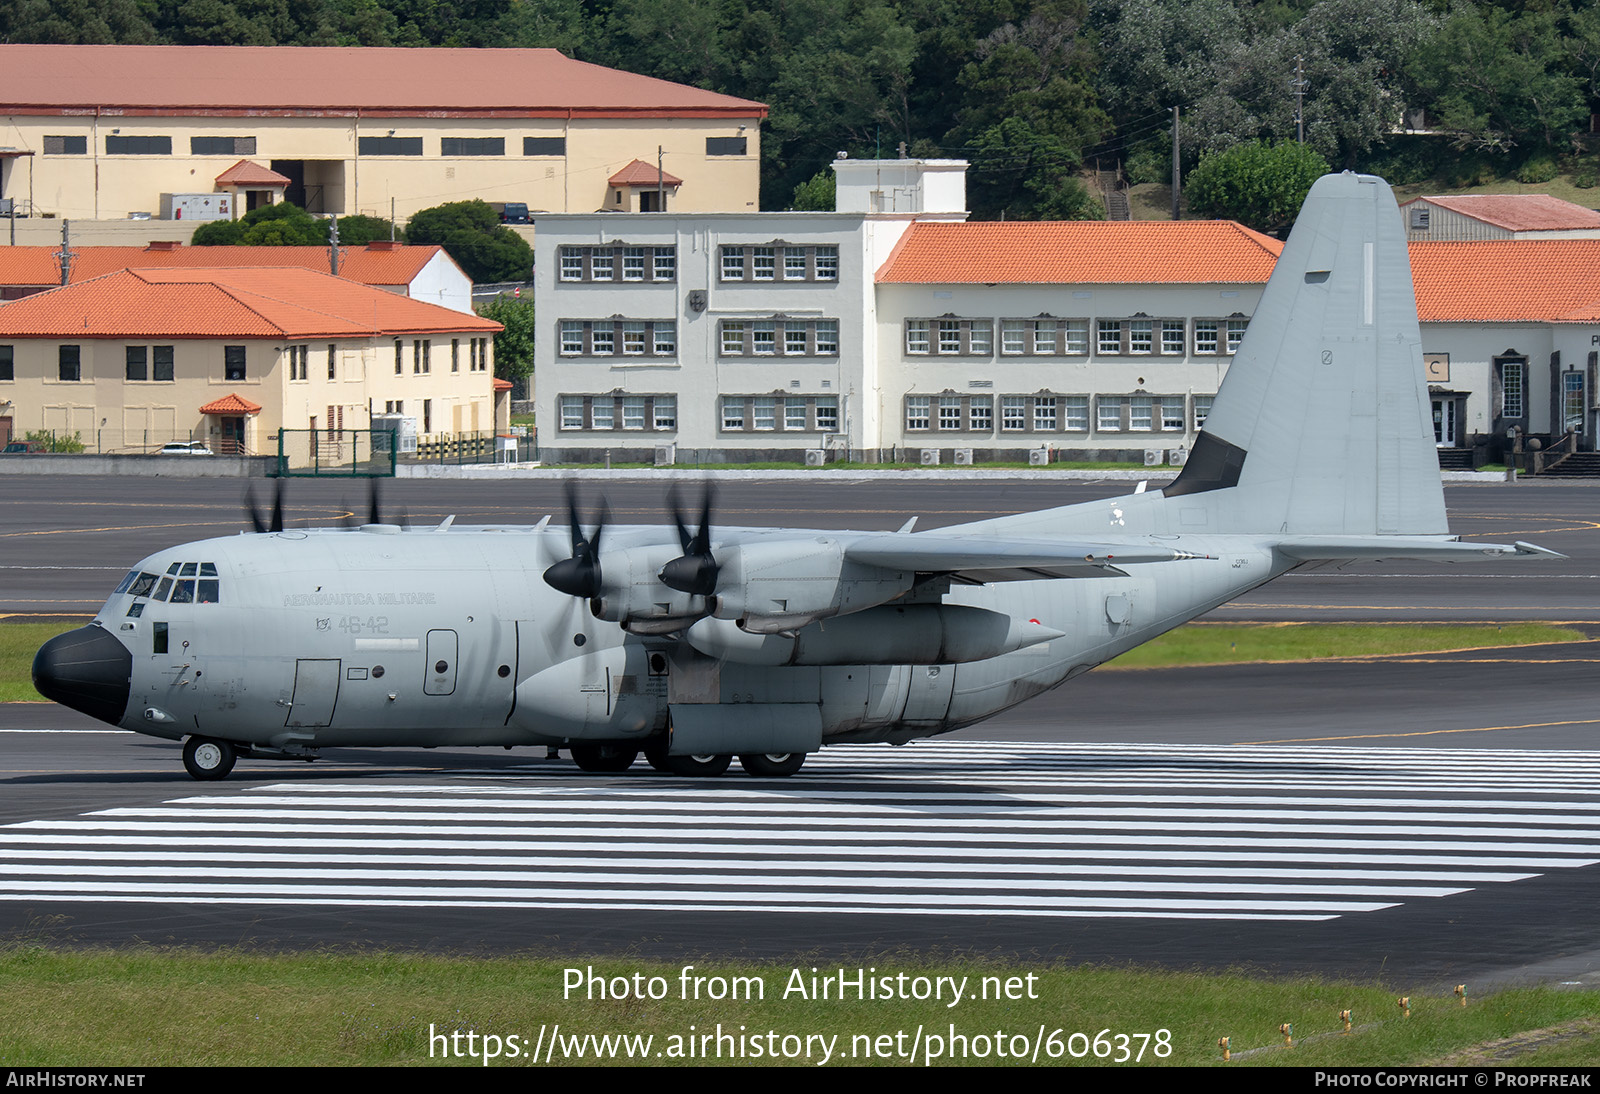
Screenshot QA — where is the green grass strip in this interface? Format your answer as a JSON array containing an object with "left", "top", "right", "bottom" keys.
[
  {"left": 0, "top": 948, "right": 1596, "bottom": 1067},
  {"left": 1107, "top": 623, "right": 1586, "bottom": 670}
]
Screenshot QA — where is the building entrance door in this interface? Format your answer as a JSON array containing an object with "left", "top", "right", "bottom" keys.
[{"left": 1432, "top": 398, "right": 1458, "bottom": 446}]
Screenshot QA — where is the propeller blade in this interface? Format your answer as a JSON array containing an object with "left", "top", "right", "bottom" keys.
[
  {"left": 367, "top": 476, "right": 381, "bottom": 525},
  {"left": 543, "top": 484, "right": 608, "bottom": 599},
  {"left": 244, "top": 480, "right": 285, "bottom": 533},
  {"left": 660, "top": 483, "right": 718, "bottom": 596}
]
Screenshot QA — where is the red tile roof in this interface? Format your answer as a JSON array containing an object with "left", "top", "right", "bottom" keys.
[
  {"left": 214, "top": 160, "right": 291, "bottom": 187},
  {"left": 199, "top": 393, "right": 263, "bottom": 415},
  {"left": 0, "top": 45, "right": 766, "bottom": 119},
  {"left": 0, "top": 243, "right": 455, "bottom": 290},
  {"left": 0, "top": 267, "right": 502, "bottom": 339},
  {"left": 608, "top": 159, "right": 684, "bottom": 187},
  {"left": 493, "top": 378, "right": 514, "bottom": 391},
  {"left": 876, "top": 221, "right": 1283, "bottom": 284},
  {"left": 1404, "top": 194, "right": 1600, "bottom": 232},
  {"left": 1409, "top": 240, "right": 1600, "bottom": 322}
]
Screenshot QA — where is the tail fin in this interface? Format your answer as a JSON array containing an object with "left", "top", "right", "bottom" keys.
[{"left": 1163, "top": 172, "right": 1447, "bottom": 536}]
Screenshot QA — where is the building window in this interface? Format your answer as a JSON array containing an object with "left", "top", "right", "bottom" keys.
[
  {"left": 905, "top": 396, "right": 931, "bottom": 431},
  {"left": 653, "top": 396, "right": 677, "bottom": 430},
  {"left": 190, "top": 136, "right": 256, "bottom": 155},
  {"left": 1194, "top": 320, "right": 1220, "bottom": 355},
  {"left": 394, "top": 339, "right": 403, "bottom": 375},
  {"left": 752, "top": 322, "right": 776, "bottom": 355},
  {"left": 0, "top": 345, "right": 13, "bottom": 382},
  {"left": 815, "top": 246, "right": 838, "bottom": 280},
  {"left": 554, "top": 243, "right": 675, "bottom": 282},
  {"left": 622, "top": 248, "right": 647, "bottom": 281},
  {"left": 290, "top": 344, "right": 309, "bottom": 381},
  {"left": 441, "top": 137, "right": 504, "bottom": 156},
  {"left": 707, "top": 137, "right": 748, "bottom": 156},
  {"left": 1129, "top": 320, "right": 1153, "bottom": 355},
  {"left": 816, "top": 397, "right": 839, "bottom": 432},
  {"left": 358, "top": 135, "right": 423, "bottom": 156},
  {"left": 1098, "top": 397, "right": 1122, "bottom": 432},
  {"left": 412, "top": 340, "right": 430, "bottom": 374},
  {"left": 524, "top": 136, "right": 566, "bottom": 156},
  {"left": 1001, "top": 396, "right": 1027, "bottom": 430},
  {"left": 42, "top": 135, "right": 87, "bottom": 155},
  {"left": 938, "top": 396, "right": 962, "bottom": 430},
  {"left": 963, "top": 396, "right": 989, "bottom": 432},
  {"left": 1160, "top": 397, "right": 1185, "bottom": 431},
  {"left": 151, "top": 346, "right": 173, "bottom": 382},
  {"left": 560, "top": 397, "right": 584, "bottom": 429},
  {"left": 105, "top": 135, "right": 171, "bottom": 155},
  {"left": 621, "top": 396, "right": 646, "bottom": 430},
  {"left": 1501, "top": 361, "right": 1525, "bottom": 419},
  {"left": 752, "top": 397, "right": 776, "bottom": 430},
  {"left": 1161, "top": 320, "right": 1186, "bottom": 355},
  {"left": 1193, "top": 396, "right": 1214, "bottom": 430},
  {"left": 475, "top": 338, "right": 490, "bottom": 372},
  {"left": 590, "top": 249, "right": 614, "bottom": 281},
  {"left": 328, "top": 344, "right": 338, "bottom": 380},
  {"left": 653, "top": 323, "right": 676, "bottom": 356},
  {"left": 721, "top": 247, "right": 746, "bottom": 280},
  {"left": 1001, "top": 321, "right": 1026, "bottom": 355},
  {"left": 786, "top": 397, "right": 809, "bottom": 431},
  {"left": 752, "top": 247, "right": 776, "bottom": 280},
  {"left": 590, "top": 325, "right": 614, "bottom": 355},
  {"left": 1033, "top": 320, "right": 1058, "bottom": 355},
  {"left": 561, "top": 321, "right": 584, "bottom": 355},
  {"left": 721, "top": 322, "right": 746, "bottom": 355},
  {"left": 55, "top": 344, "right": 80, "bottom": 381},
  {"left": 906, "top": 320, "right": 930, "bottom": 355},
  {"left": 1226, "top": 319, "right": 1248, "bottom": 353},
  {"left": 721, "top": 397, "right": 746, "bottom": 431},
  {"left": 224, "top": 345, "right": 246, "bottom": 381},
  {"left": 622, "top": 322, "right": 647, "bottom": 355},
  {"left": 815, "top": 321, "right": 838, "bottom": 356},
  {"left": 785, "top": 322, "right": 809, "bottom": 355},
  {"left": 1129, "top": 396, "right": 1153, "bottom": 431},
  {"left": 1062, "top": 396, "right": 1089, "bottom": 431},
  {"left": 558, "top": 320, "right": 675, "bottom": 359},
  {"left": 560, "top": 251, "right": 584, "bottom": 281},
  {"left": 590, "top": 400, "right": 614, "bottom": 430},
  {"left": 969, "top": 321, "right": 993, "bottom": 355},
  {"left": 1033, "top": 397, "right": 1057, "bottom": 431},
  {"left": 719, "top": 244, "right": 837, "bottom": 282},
  {"left": 1097, "top": 320, "right": 1122, "bottom": 355},
  {"left": 125, "top": 346, "right": 147, "bottom": 382},
  {"left": 937, "top": 320, "right": 962, "bottom": 354},
  {"left": 654, "top": 248, "right": 676, "bottom": 280},
  {"left": 785, "top": 247, "right": 807, "bottom": 279}
]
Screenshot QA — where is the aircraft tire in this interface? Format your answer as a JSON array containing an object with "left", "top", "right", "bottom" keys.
[
  {"left": 738, "top": 752, "right": 806, "bottom": 777},
  {"left": 183, "top": 737, "right": 237, "bottom": 781},
  {"left": 663, "top": 753, "right": 732, "bottom": 777},
  {"left": 570, "top": 743, "right": 638, "bottom": 773},
  {"left": 643, "top": 743, "right": 673, "bottom": 772}
]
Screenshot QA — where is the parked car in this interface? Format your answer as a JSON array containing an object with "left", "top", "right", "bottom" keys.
[
  {"left": 1, "top": 440, "right": 46, "bottom": 454},
  {"left": 491, "top": 201, "right": 530, "bottom": 224},
  {"left": 158, "top": 441, "right": 213, "bottom": 456}
]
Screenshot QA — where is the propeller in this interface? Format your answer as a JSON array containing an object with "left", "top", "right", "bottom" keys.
[
  {"left": 542, "top": 483, "right": 608, "bottom": 599},
  {"left": 245, "top": 480, "right": 285, "bottom": 533},
  {"left": 659, "top": 484, "right": 719, "bottom": 597}
]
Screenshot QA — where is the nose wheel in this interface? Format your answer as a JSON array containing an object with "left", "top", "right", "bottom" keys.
[
  {"left": 183, "top": 736, "right": 238, "bottom": 781},
  {"left": 738, "top": 752, "right": 806, "bottom": 777}
]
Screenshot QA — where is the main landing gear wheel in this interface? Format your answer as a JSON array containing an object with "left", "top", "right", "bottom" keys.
[
  {"left": 663, "top": 753, "right": 732, "bottom": 777},
  {"left": 183, "top": 736, "right": 237, "bottom": 781},
  {"left": 738, "top": 752, "right": 806, "bottom": 777},
  {"left": 569, "top": 743, "right": 638, "bottom": 773}
]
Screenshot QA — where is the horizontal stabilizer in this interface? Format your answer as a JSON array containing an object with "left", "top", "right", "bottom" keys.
[{"left": 1275, "top": 536, "right": 1566, "bottom": 562}]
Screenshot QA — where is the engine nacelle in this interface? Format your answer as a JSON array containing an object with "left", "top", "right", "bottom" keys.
[
  {"left": 685, "top": 605, "right": 1064, "bottom": 666},
  {"left": 589, "top": 544, "right": 709, "bottom": 633},
  {"left": 709, "top": 538, "right": 912, "bottom": 632}
]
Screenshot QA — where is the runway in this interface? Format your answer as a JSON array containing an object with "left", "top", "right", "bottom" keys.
[{"left": 3, "top": 473, "right": 1599, "bottom": 988}]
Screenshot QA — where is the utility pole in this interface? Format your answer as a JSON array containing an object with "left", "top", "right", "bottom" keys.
[
  {"left": 1171, "top": 106, "right": 1180, "bottom": 221},
  {"left": 1292, "top": 56, "right": 1307, "bottom": 143},
  {"left": 329, "top": 214, "right": 341, "bottom": 276},
  {"left": 55, "top": 219, "right": 74, "bottom": 285}
]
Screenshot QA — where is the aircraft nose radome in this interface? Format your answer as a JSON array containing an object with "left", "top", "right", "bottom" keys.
[{"left": 32, "top": 625, "right": 133, "bottom": 726}]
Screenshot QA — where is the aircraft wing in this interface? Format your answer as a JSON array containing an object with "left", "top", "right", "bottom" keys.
[
  {"left": 844, "top": 534, "right": 1213, "bottom": 581},
  {"left": 1273, "top": 536, "right": 1565, "bottom": 562}
]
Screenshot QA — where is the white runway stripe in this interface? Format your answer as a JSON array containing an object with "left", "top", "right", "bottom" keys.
[{"left": 3, "top": 740, "right": 1599, "bottom": 921}]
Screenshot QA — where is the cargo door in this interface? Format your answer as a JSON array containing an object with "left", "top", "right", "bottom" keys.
[{"left": 285, "top": 658, "right": 341, "bottom": 727}]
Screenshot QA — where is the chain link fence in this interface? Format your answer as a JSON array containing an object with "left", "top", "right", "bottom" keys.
[{"left": 276, "top": 429, "right": 398, "bottom": 477}]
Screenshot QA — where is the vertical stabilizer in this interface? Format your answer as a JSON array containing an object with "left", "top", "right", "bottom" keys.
[{"left": 1163, "top": 173, "right": 1447, "bottom": 536}]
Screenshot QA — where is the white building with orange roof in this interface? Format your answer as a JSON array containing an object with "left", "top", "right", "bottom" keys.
[
  {"left": 0, "top": 241, "right": 472, "bottom": 313},
  {"left": 0, "top": 45, "right": 765, "bottom": 222},
  {"left": 1399, "top": 194, "right": 1600, "bottom": 242},
  {"left": 0, "top": 266, "right": 501, "bottom": 453}
]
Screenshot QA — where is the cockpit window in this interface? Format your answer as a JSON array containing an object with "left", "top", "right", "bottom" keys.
[
  {"left": 169, "top": 580, "right": 195, "bottom": 604},
  {"left": 153, "top": 577, "right": 173, "bottom": 601},
  {"left": 128, "top": 572, "right": 158, "bottom": 598},
  {"left": 165, "top": 563, "right": 181, "bottom": 575},
  {"left": 200, "top": 563, "right": 218, "bottom": 577},
  {"left": 114, "top": 571, "right": 138, "bottom": 595},
  {"left": 126, "top": 602, "right": 144, "bottom": 618},
  {"left": 198, "top": 579, "right": 220, "bottom": 604}
]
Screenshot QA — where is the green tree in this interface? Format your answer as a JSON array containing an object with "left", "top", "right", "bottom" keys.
[
  {"left": 788, "top": 170, "right": 837, "bottom": 211},
  {"left": 1409, "top": 3, "right": 1586, "bottom": 154},
  {"left": 333, "top": 213, "right": 396, "bottom": 245},
  {"left": 1185, "top": 140, "right": 1330, "bottom": 234},
  {"left": 476, "top": 295, "right": 537, "bottom": 387},
  {"left": 404, "top": 200, "right": 533, "bottom": 283},
  {"left": 190, "top": 201, "right": 329, "bottom": 245}
]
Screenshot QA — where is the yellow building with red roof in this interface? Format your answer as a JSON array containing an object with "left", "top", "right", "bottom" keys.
[
  {"left": 0, "top": 44, "right": 766, "bottom": 221},
  {"left": 0, "top": 266, "right": 501, "bottom": 454}
]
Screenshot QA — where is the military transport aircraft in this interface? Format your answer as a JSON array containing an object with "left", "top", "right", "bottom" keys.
[{"left": 33, "top": 173, "right": 1559, "bottom": 780}]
